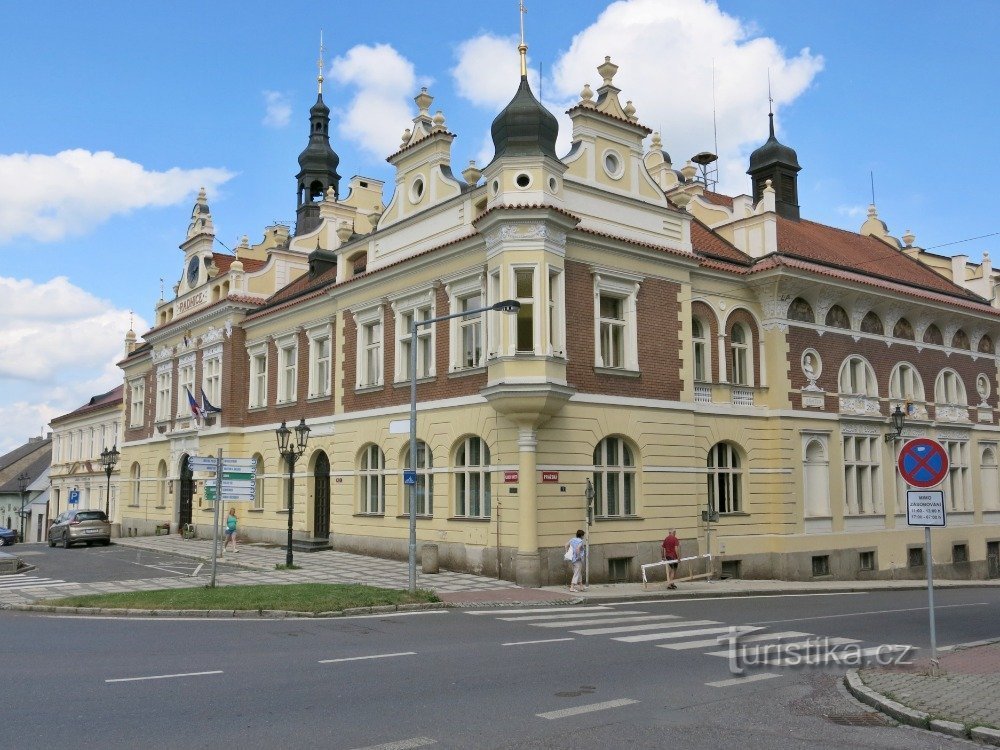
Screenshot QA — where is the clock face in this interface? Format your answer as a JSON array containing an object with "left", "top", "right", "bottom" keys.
[{"left": 187, "top": 256, "right": 200, "bottom": 286}]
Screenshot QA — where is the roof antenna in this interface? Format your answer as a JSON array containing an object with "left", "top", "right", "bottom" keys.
[
  {"left": 767, "top": 68, "right": 775, "bottom": 138},
  {"left": 870, "top": 170, "right": 876, "bottom": 205},
  {"left": 317, "top": 30, "right": 325, "bottom": 94},
  {"left": 539, "top": 61, "right": 543, "bottom": 101},
  {"left": 518, "top": 1, "right": 528, "bottom": 78}
]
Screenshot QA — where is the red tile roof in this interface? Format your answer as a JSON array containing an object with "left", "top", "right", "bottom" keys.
[
  {"left": 50, "top": 385, "right": 124, "bottom": 424},
  {"left": 690, "top": 220, "right": 750, "bottom": 265},
  {"left": 212, "top": 252, "right": 266, "bottom": 274},
  {"left": 701, "top": 191, "right": 735, "bottom": 208}
]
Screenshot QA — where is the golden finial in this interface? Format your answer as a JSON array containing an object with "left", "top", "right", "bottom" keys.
[
  {"left": 317, "top": 30, "right": 325, "bottom": 94},
  {"left": 518, "top": 1, "right": 528, "bottom": 78}
]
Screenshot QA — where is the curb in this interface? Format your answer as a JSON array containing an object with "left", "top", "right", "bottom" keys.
[
  {"left": 844, "top": 670, "right": 1000, "bottom": 746},
  {"left": 1, "top": 601, "right": 448, "bottom": 619}
]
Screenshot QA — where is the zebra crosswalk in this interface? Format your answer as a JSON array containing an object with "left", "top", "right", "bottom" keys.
[
  {"left": 467, "top": 605, "right": 915, "bottom": 668},
  {"left": 0, "top": 574, "right": 77, "bottom": 591}
]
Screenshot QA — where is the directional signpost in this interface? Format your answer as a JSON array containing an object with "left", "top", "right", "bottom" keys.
[
  {"left": 899, "top": 437, "right": 950, "bottom": 670},
  {"left": 191, "top": 453, "right": 258, "bottom": 588}
]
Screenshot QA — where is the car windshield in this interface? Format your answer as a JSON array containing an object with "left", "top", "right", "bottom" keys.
[{"left": 75, "top": 511, "right": 107, "bottom": 522}]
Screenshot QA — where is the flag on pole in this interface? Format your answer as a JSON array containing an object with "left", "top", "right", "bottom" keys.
[
  {"left": 186, "top": 386, "right": 203, "bottom": 422},
  {"left": 201, "top": 388, "right": 222, "bottom": 415}
]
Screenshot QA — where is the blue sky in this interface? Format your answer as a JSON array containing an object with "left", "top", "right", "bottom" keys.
[{"left": 0, "top": 0, "right": 997, "bottom": 452}]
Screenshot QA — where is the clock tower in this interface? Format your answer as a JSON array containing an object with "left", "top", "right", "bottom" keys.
[{"left": 178, "top": 187, "right": 215, "bottom": 294}]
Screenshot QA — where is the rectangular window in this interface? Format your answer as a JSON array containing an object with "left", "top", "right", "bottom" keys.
[
  {"left": 249, "top": 351, "right": 268, "bottom": 408},
  {"left": 203, "top": 356, "right": 221, "bottom": 408},
  {"left": 607, "top": 557, "right": 631, "bottom": 583},
  {"left": 458, "top": 293, "right": 483, "bottom": 369},
  {"left": 811, "top": 555, "right": 830, "bottom": 577},
  {"left": 598, "top": 294, "right": 626, "bottom": 368},
  {"left": 515, "top": 268, "right": 534, "bottom": 353},
  {"left": 843, "top": 435, "right": 881, "bottom": 515},
  {"left": 278, "top": 343, "right": 297, "bottom": 403},
  {"left": 908, "top": 546, "right": 925, "bottom": 568},
  {"left": 308, "top": 334, "right": 331, "bottom": 398},
  {"left": 944, "top": 440, "right": 970, "bottom": 511},
  {"left": 548, "top": 269, "right": 565, "bottom": 356},
  {"left": 859, "top": 550, "right": 876, "bottom": 571},
  {"left": 177, "top": 362, "right": 195, "bottom": 417},
  {"left": 129, "top": 380, "right": 145, "bottom": 427},
  {"left": 156, "top": 370, "right": 172, "bottom": 421},
  {"left": 398, "top": 304, "right": 433, "bottom": 380},
  {"left": 489, "top": 271, "right": 501, "bottom": 357},
  {"left": 362, "top": 321, "right": 382, "bottom": 386},
  {"left": 953, "top": 543, "right": 969, "bottom": 564}
]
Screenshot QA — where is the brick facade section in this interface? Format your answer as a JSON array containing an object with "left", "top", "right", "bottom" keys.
[
  {"left": 564, "top": 259, "right": 682, "bottom": 400},
  {"left": 123, "top": 369, "right": 155, "bottom": 443},
  {"left": 786, "top": 325, "right": 998, "bottom": 419}
]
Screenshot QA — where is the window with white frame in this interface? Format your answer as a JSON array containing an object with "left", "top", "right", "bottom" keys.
[
  {"left": 155, "top": 366, "right": 172, "bottom": 421},
  {"left": 359, "top": 444, "right": 385, "bottom": 514},
  {"left": 455, "top": 436, "right": 491, "bottom": 518},
  {"left": 276, "top": 336, "right": 298, "bottom": 404},
  {"left": 252, "top": 453, "right": 265, "bottom": 510},
  {"left": 730, "top": 324, "right": 751, "bottom": 385},
  {"left": 943, "top": 440, "right": 971, "bottom": 511},
  {"left": 355, "top": 307, "right": 383, "bottom": 388},
  {"left": 514, "top": 267, "right": 536, "bottom": 353},
  {"left": 839, "top": 356, "right": 878, "bottom": 396},
  {"left": 248, "top": 345, "right": 268, "bottom": 408},
  {"left": 935, "top": 370, "right": 968, "bottom": 405},
  {"left": 707, "top": 442, "right": 742, "bottom": 514},
  {"left": 843, "top": 434, "right": 881, "bottom": 514},
  {"left": 692, "top": 317, "right": 710, "bottom": 382},
  {"left": 593, "top": 274, "right": 640, "bottom": 370},
  {"left": 455, "top": 289, "right": 484, "bottom": 369},
  {"left": 129, "top": 379, "right": 145, "bottom": 427},
  {"left": 403, "top": 441, "right": 433, "bottom": 516},
  {"left": 395, "top": 294, "right": 434, "bottom": 382},
  {"left": 129, "top": 463, "right": 141, "bottom": 506},
  {"left": 488, "top": 270, "right": 501, "bottom": 357},
  {"left": 177, "top": 357, "right": 195, "bottom": 417},
  {"left": 548, "top": 268, "right": 565, "bottom": 356},
  {"left": 202, "top": 349, "right": 222, "bottom": 408},
  {"left": 593, "top": 436, "right": 637, "bottom": 517},
  {"left": 889, "top": 362, "right": 924, "bottom": 402},
  {"left": 307, "top": 327, "right": 331, "bottom": 398}
]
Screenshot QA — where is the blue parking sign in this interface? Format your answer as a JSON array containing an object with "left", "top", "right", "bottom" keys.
[{"left": 68, "top": 490, "right": 80, "bottom": 505}]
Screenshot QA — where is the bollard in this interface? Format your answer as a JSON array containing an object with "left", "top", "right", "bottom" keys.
[{"left": 421, "top": 543, "right": 439, "bottom": 574}]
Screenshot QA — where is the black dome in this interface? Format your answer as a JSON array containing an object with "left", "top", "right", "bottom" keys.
[
  {"left": 490, "top": 76, "right": 559, "bottom": 161},
  {"left": 297, "top": 94, "right": 340, "bottom": 174},
  {"left": 748, "top": 113, "right": 800, "bottom": 173}
]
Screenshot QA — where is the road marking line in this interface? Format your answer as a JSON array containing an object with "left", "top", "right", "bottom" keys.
[
  {"left": 319, "top": 652, "right": 416, "bottom": 664},
  {"left": 343, "top": 611, "right": 449, "bottom": 620},
  {"left": 500, "top": 610, "right": 645, "bottom": 621},
  {"left": 941, "top": 638, "right": 1000, "bottom": 652},
  {"left": 192, "top": 564, "right": 204, "bottom": 576},
  {"left": 532, "top": 614, "right": 683, "bottom": 628},
  {"left": 663, "top": 630, "right": 811, "bottom": 650},
  {"left": 703, "top": 636, "right": 860, "bottom": 657},
  {"left": 569, "top": 619, "right": 717, "bottom": 635},
  {"left": 502, "top": 638, "right": 575, "bottom": 646},
  {"left": 537, "top": 698, "right": 638, "bottom": 720},
  {"left": 348, "top": 737, "right": 436, "bottom": 750},
  {"left": 614, "top": 625, "right": 761, "bottom": 643},
  {"left": 632, "top": 593, "right": 869, "bottom": 603},
  {"left": 106, "top": 670, "right": 223, "bottom": 683},
  {"left": 706, "top": 673, "right": 782, "bottom": 688},
  {"left": 749, "top": 601, "right": 988, "bottom": 626},
  {"left": 466, "top": 606, "right": 613, "bottom": 616}
]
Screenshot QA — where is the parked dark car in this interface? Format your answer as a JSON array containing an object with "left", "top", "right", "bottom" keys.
[
  {"left": 47, "top": 510, "right": 111, "bottom": 548},
  {"left": 0, "top": 527, "right": 16, "bottom": 546}
]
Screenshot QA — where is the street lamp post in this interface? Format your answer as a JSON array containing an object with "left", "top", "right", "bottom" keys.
[
  {"left": 884, "top": 404, "right": 906, "bottom": 442},
  {"left": 100, "top": 444, "right": 120, "bottom": 517},
  {"left": 407, "top": 299, "right": 521, "bottom": 593},
  {"left": 584, "top": 478, "right": 594, "bottom": 589},
  {"left": 16, "top": 472, "right": 29, "bottom": 543},
  {"left": 275, "top": 419, "right": 311, "bottom": 567}
]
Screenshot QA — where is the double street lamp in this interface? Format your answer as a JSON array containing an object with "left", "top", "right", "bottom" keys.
[
  {"left": 16, "top": 472, "right": 29, "bottom": 543},
  {"left": 406, "top": 298, "right": 520, "bottom": 593},
  {"left": 275, "top": 419, "right": 311, "bottom": 567},
  {"left": 100, "top": 444, "right": 120, "bottom": 517}
]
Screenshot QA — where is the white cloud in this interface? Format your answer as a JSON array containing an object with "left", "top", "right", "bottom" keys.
[
  {"left": 262, "top": 90, "right": 292, "bottom": 128},
  {"left": 453, "top": 0, "right": 823, "bottom": 196},
  {"left": 838, "top": 204, "right": 867, "bottom": 219},
  {"left": 330, "top": 44, "right": 429, "bottom": 160},
  {"left": 0, "top": 149, "right": 233, "bottom": 244}
]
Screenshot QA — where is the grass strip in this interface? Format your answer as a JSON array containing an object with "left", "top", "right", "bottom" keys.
[{"left": 39, "top": 583, "right": 439, "bottom": 613}]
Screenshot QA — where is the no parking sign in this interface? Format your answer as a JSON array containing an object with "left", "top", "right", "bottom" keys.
[{"left": 897, "top": 438, "right": 949, "bottom": 489}]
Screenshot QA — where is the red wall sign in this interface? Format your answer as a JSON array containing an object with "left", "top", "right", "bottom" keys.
[
  {"left": 504, "top": 470, "right": 519, "bottom": 483},
  {"left": 541, "top": 471, "right": 559, "bottom": 483}
]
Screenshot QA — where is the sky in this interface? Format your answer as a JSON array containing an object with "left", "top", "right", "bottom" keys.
[{"left": 0, "top": 0, "right": 997, "bottom": 453}]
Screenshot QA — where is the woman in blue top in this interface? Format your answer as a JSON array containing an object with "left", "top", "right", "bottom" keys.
[
  {"left": 224, "top": 508, "right": 238, "bottom": 552},
  {"left": 565, "top": 529, "right": 586, "bottom": 592}
]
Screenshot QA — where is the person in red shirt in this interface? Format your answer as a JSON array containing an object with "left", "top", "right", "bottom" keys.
[{"left": 661, "top": 529, "right": 680, "bottom": 589}]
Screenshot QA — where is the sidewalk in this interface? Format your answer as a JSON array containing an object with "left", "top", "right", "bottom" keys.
[{"left": 847, "top": 641, "right": 1000, "bottom": 746}]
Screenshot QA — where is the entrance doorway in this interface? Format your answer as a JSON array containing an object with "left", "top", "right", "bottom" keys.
[
  {"left": 989, "top": 541, "right": 1000, "bottom": 579},
  {"left": 179, "top": 455, "right": 194, "bottom": 529},
  {"left": 313, "top": 451, "right": 330, "bottom": 539}
]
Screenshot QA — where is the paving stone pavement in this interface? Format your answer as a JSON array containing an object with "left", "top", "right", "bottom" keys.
[{"left": 859, "top": 642, "right": 1000, "bottom": 733}]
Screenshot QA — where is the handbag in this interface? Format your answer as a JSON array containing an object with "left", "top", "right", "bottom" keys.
[{"left": 564, "top": 547, "right": 574, "bottom": 562}]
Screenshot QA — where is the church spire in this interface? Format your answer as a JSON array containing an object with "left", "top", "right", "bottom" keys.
[{"left": 748, "top": 102, "right": 801, "bottom": 221}]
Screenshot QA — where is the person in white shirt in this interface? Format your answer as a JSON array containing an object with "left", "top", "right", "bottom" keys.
[{"left": 565, "top": 529, "right": 586, "bottom": 592}]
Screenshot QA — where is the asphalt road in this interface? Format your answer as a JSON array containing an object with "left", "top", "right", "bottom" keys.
[
  {"left": 3, "top": 588, "right": 996, "bottom": 749},
  {"left": 9, "top": 542, "right": 242, "bottom": 582}
]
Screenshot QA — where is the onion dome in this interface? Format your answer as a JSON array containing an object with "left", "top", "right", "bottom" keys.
[{"left": 490, "top": 76, "right": 559, "bottom": 161}]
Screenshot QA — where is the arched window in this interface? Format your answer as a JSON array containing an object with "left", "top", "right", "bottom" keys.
[
  {"left": 952, "top": 329, "right": 970, "bottom": 350},
  {"left": 978, "top": 334, "right": 995, "bottom": 354},
  {"left": 156, "top": 460, "right": 167, "bottom": 507},
  {"left": 923, "top": 324, "right": 943, "bottom": 345},
  {"left": 803, "top": 439, "right": 831, "bottom": 518},
  {"left": 893, "top": 318, "right": 914, "bottom": 340},
  {"left": 787, "top": 297, "right": 814, "bottom": 323},
  {"left": 593, "top": 436, "right": 636, "bottom": 517},
  {"left": 692, "top": 317, "right": 710, "bottom": 382},
  {"left": 359, "top": 444, "right": 385, "bottom": 514},
  {"left": 730, "top": 323, "right": 751, "bottom": 385},
  {"left": 935, "top": 370, "right": 967, "bottom": 405},
  {"left": 403, "top": 441, "right": 433, "bottom": 516},
  {"left": 981, "top": 447, "right": 999, "bottom": 511},
  {"left": 455, "top": 437, "right": 491, "bottom": 518},
  {"left": 252, "top": 453, "right": 265, "bottom": 510},
  {"left": 860, "top": 311, "right": 884, "bottom": 335},
  {"left": 707, "top": 442, "right": 742, "bottom": 514},
  {"left": 889, "top": 363, "right": 924, "bottom": 403},
  {"left": 130, "top": 463, "right": 141, "bottom": 505},
  {"left": 838, "top": 357, "right": 878, "bottom": 396},
  {"left": 825, "top": 305, "right": 850, "bottom": 329}
]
